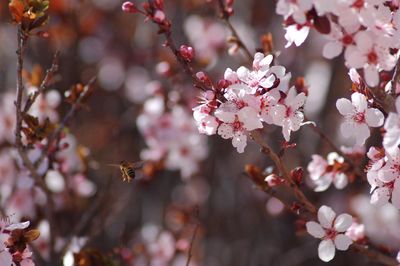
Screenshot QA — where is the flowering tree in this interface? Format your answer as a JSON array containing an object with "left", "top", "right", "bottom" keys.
[{"left": 1, "top": 0, "right": 400, "bottom": 265}]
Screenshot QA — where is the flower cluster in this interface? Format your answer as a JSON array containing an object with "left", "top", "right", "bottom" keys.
[
  {"left": 277, "top": 0, "right": 400, "bottom": 86},
  {"left": 0, "top": 220, "right": 38, "bottom": 266},
  {"left": 366, "top": 146, "right": 400, "bottom": 209},
  {"left": 306, "top": 205, "right": 353, "bottom": 262},
  {"left": 193, "top": 52, "right": 307, "bottom": 153},
  {"left": 307, "top": 152, "right": 349, "bottom": 192},
  {"left": 137, "top": 96, "right": 208, "bottom": 179},
  {"left": 0, "top": 86, "right": 95, "bottom": 220}
]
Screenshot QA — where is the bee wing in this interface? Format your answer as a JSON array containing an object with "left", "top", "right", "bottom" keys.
[{"left": 133, "top": 161, "right": 145, "bottom": 169}]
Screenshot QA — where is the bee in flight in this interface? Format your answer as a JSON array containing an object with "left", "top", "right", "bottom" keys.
[{"left": 109, "top": 160, "right": 144, "bottom": 182}]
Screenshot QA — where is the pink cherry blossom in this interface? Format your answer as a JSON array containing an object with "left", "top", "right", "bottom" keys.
[
  {"left": 215, "top": 90, "right": 263, "bottom": 153},
  {"left": 276, "top": 0, "right": 313, "bottom": 25},
  {"left": 138, "top": 97, "right": 208, "bottom": 177},
  {"left": 27, "top": 88, "right": 61, "bottom": 124},
  {"left": 183, "top": 15, "right": 226, "bottom": 64},
  {"left": 366, "top": 146, "right": 400, "bottom": 209},
  {"left": 344, "top": 31, "right": 395, "bottom": 86},
  {"left": 322, "top": 23, "right": 357, "bottom": 59},
  {"left": 272, "top": 87, "right": 307, "bottom": 141},
  {"left": 306, "top": 205, "right": 353, "bottom": 262},
  {"left": 307, "top": 152, "right": 348, "bottom": 192},
  {"left": 284, "top": 25, "right": 310, "bottom": 48},
  {"left": 336, "top": 92, "right": 384, "bottom": 146}
]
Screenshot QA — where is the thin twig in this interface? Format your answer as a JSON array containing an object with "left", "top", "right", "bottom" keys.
[
  {"left": 34, "top": 77, "right": 96, "bottom": 168},
  {"left": 23, "top": 52, "right": 60, "bottom": 113},
  {"left": 251, "top": 130, "right": 317, "bottom": 214},
  {"left": 186, "top": 222, "right": 200, "bottom": 266},
  {"left": 216, "top": 0, "right": 253, "bottom": 61},
  {"left": 389, "top": 58, "right": 400, "bottom": 96}
]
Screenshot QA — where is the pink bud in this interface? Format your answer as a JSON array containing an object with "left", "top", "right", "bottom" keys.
[
  {"left": 122, "top": 2, "right": 138, "bottom": 13},
  {"left": 196, "top": 71, "right": 212, "bottom": 87},
  {"left": 179, "top": 45, "right": 195, "bottom": 62},
  {"left": 217, "top": 79, "right": 230, "bottom": 90},
  {"left": 265, "top": 174, "right": 284, "bottom": 187},
  {"left": 153, "top": 10, "right": 166, "bottom": 23}
]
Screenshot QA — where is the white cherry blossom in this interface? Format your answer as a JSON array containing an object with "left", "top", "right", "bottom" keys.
[
  {"left": 276, "top": 0, "right": 313, "bottom": 25},
  {"left": 215, "top": 90, "right": 262, "bottom": 153},
  {"left": 306, "top": 205, "right": 353, "bottom": 262},
  {"left": 307, "top": 152, "right": 348, "bottom": 192},
  {"left": 272, "top": 87, "right": 306, "bottom": 141},
  {"left": 336, "top": 92, "right": 384, "bottom": 146}
]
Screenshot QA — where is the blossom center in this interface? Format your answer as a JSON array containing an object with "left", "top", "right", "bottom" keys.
[
  {"left": 235, "top": 100, "right": 247, "bottom": 109},
  {"left": 342, "top": 35, "right": 353, "bottom": 46},
  {"left": 352, "top": 112, "right": 365, "bottom": 123},
  {"left": 367, "top": 51, "right": 378, "bottom": 65},
  {"left": 286, "top": 106, "right": 293, "bottom": 117},
  {"left": 325, "top": 228, "right": 338, "bottom": 240},
  {"left": 232, "top": 119, "right": 243, "bottom": 131},
  {"left": 352, "top": 0, "right": 364, "bottom": 9}
]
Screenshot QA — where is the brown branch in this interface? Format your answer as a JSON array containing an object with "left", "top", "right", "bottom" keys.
[
  {"left": 389, "top": 58, "right": 400, "bottom": 96},
  {"left": 23, "top": 52, "right": 59, "bottom": 114},
  {"left": 216, "top": 0, "right": 253, "bottom": 61},
  {"left": 186, "top": 221, "right": 199, "bottom": 266},
  {"left": 251, "top": 130, "right": 317, "bottom": 215},
  {"left": 34, "top": 78, "right": 96, "bottom": 169},
  {"left": 14, "top": 26, "right": 58, "bottom": 263},
  {"left": 156, "top": 22, "right": 211, "bottom": 92}
]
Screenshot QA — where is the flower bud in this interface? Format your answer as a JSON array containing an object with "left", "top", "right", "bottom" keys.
[
  {"left": 217, "top": 79, "right": 230, "bottom": 90},
  {"left": 179, "top": 45, "right": 195, "bottom": 62},
  {"left": 264, "top": 173, "right": 284, "bottom": 187},
  {"left": 153, "top": 10, "right": 166, "bottom": 23},
  {"left": 122, "top": 2, "right": 138, "bottom": 13}
]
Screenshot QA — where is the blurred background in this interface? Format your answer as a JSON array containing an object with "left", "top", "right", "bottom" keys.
[{"left": 0, "top": 0, "right": 399, "bottom": 265}]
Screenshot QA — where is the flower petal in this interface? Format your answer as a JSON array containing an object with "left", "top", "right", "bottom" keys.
[
  {"left": 232, "top": 132, "right": 247, "bottom": 153},
  {"left": 334, "top": 234, "right": 352, "bottom": 251},
  {"left": 340, "top": 121, "right": 355, "bottom": 138},
  {"left": 334, "top": 213, "right": 353, "bottom": 232},
  {"left": 364, "top": 65, "right": 379, "bottom": 87},
  {"left": 318, "top": 205, "right": 336, "bottom": 229},
  {"left": 237, "top": 107, "right": 263, "bottom": 131},
  {"left": 370, "top": 187, "right": 390, "bottom": 206},
  {"left": 365, "top": 108, "right": 384, "bottom": 127},
  {"left": 351, "top": 92, "right": 368, "bottom": 112},
  {"left": 323, "top": 41, "right": 343, "bottom": 59},
  {"left": 318, "top": 239, "right": 336, "bottom": 262},
  {"left": 354, "top": 123, "right": 370, "bottom": 146},
  {"left": 336, "top": 98, "right": 354, "bottom": 116},
  {"left": 217, "top": 123, "right": 234, "bottom": 139},
  {"left": 333, "top": 173, "right": 348, "bottom": 190},
  {"left": 306, "top": 221, "right": 325, "bottom": 239}
]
